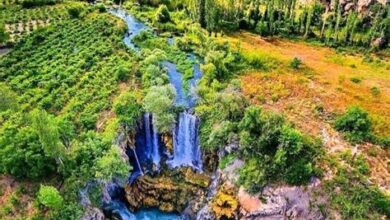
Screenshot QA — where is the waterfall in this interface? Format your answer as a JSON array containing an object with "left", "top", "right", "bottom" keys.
[
  {"left": 152, "top": 122, "right": 161, "bottom": 167},
  {"left": 143, "top": 113, "right": 161, "bottom": 167},
  {"left": 134, "top": 113, "right": 161, "bottom": 170},
  {"left": 168, "top": 112, "right": 203, "bottom": 170}
]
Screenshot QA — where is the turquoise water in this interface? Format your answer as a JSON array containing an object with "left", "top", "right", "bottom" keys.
[
  {"left": 108, "top": 8, "right": 198, "bottom": 220},
  {"left": 134, "top": 209, "right": 183, "bottom": 220}
]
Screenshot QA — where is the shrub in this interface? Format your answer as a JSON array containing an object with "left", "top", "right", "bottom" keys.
[
  {"left": 115, "top": 65, "right": 130, "bottom": 82},
  {"left": 68, "top": 7, "right": 82, "bottom": 19},
  {"left": 334, "top": 106, "right": 372, "bottom": 143},
  {"left": 0, "top": 122, "right": 57, "bottom": 179},
  {"left": 370, "top": 86, "right": 380, "bottom": 96},
  {"left": 255, "top": 21, "right": 270, "bottom": 36},
  {"left": 290, "top": 57, "right": 302, "bottom": 69},
  {"left": 94, "top": 147, "right": 129, "bottom": 180},
  {"left": 114, "top": 91, "right": 142, "bottom": 126},
  {"left": 96, "top": 3, "right": 106, "bottom": 13},
  {"left": 350, "top": 77, "right": 362, "bottom": 84},
  {"left": 37, "top": 185, "right": 63, "bottom": 210},
  {"left": 155, "top": 5, "right": 171, "bottom": 23},
  {"left": 238, "top": 106, "right": 321, "bottom": 189}
]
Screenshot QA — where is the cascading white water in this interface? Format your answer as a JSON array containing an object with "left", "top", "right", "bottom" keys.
[
  {"left": 151, "top": 122, "right": 161, "bottom": 167},
  {"left": 143, "top": 113, "right": 161, "bottom": 167},
  {"left": 169, "top": 112, "right": 202, "bottom": 170}
]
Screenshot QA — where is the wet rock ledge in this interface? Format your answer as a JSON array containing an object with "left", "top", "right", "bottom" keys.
[{"left": 125, "top": 168, "right": 210, "bottom": 213}]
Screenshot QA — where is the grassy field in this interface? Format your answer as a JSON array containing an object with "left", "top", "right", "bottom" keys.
[
  {"left": 219, "top": 31, "right": 390, "bottom": 193},
  {"left": 222, "top": 32, "right": 390, "bottom": 138}
]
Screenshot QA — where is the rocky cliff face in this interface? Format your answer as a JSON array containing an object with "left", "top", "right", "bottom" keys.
[{"left": 217, "top": 158, "right": 327, "bottom": 220}]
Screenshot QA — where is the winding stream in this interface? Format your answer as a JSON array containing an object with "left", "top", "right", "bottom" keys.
[{"left": 106, "top": 7, "right": 205, "bottom": 219}]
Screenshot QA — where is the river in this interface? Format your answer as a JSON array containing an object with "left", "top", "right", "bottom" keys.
[{"left": 106, "top": 7, "right": 204, "bottom": 220}]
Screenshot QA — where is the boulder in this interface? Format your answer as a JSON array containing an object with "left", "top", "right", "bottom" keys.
[{"left": 81, "top": 207, "right": 105, "bottom": 220}]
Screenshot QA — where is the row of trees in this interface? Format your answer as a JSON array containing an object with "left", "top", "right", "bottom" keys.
[{"left": 183, "top": 0, "right": 389, "bottom": 48}]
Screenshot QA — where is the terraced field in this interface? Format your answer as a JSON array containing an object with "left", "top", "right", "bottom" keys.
[{"left": 0, "top": 1, "right": 86, "bottom": 42}]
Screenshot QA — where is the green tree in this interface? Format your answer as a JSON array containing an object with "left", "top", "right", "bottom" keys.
[
  {"left": 115, "top": 65, "right": 130, "bottom": 82},
  {"left": 114, "top": 91, "right": 142, "bottom": 127},
  {"left": 31, "top": 109, "right": 64, "bottom": 165},
  {"left": 0, "top": 121, "right": 57, "bottom": 179},
  {"left": 143, "top": 85, "right": 176, "bottom": 133},
  {"left": 205, "top": 0, "right": 220, "bottom": 35},
  {"left": 37, "top": 185, "right": 63, "bottom": 210},
  {"left": 95, "top": 147, "right": 129, "bottom": 180},
  {"left": 155, "top": 4, "right": 171, "bottom": 23},
  {"left": 68, "top": 7, "right": 82, "bottom": 19},
  {"left": 334, "top": 106, "right": 372, "bottom": 143}
]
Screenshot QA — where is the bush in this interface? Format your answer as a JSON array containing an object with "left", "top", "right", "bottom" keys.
[
  {"left": 114, "top": 91, "right": 142, "bottom": 126},
  {"left": 37, "top": 185, "right": 63, "bottom": 210},
  {"left": 219, "top": 154, "right": 236, "bottom": 169},
  {"left": 350, "top": 77, "right": 362, "bottom": 84},
  {"left": 334, "top": 106, "right": 372, "bottom": 143},
  {"left": 96, "top": 3, "right": 106, "bottom": 13},
  {"left": 255, "top": 21, "right": 270, "bottom": 36},
  {"left": 155, "top": 4, "right": 171, "bottom": 23},
  {"left": 0, "top": 122, "right": 57, "bottom": 179},
  {"left": 370, "top": 86, "right": 380, "bottom": 96},
  {"left": 238, "top": 106, "right": 321, "bottom": 190},
  {"left": 115, "top": 66, "right": 130, "bottom": 82},
  {"left": 68, "top": 7, "right": 82, "bottom": 19},
  {"left": 290, "top": 57, "right": 302, "bottom": 69}
]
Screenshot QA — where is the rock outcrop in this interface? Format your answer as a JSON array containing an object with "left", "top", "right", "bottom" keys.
[
  {"left": 125, "top": 169, "right": 210, "bottom": 213},
  {"left": 239, "top": 178, "right": 326, "bottom": 220},
  {"left": 218, "top": 158, "right": 327, "bottom": 220},
  {"left": 81, "top": 207, "right": 105, "bottom": 220}
]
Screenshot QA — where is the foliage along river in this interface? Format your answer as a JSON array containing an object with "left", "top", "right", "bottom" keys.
[{"left": 107, "top": 7, "right": 204, "bottom": 220}]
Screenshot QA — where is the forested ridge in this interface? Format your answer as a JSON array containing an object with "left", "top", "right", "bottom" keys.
[{"left": 0, "top": 0, "right": 389, "bottom": 219}]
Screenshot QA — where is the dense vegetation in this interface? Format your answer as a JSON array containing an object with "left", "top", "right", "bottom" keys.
[
  {"left": 132, "top": 0, "right": 389, "bottom": 49},
  {"left": 0, "top": 0, "right": 389, "bottom": 219},
  {"left": 0, "top": 10, "right": 131, "bottom": 219}
]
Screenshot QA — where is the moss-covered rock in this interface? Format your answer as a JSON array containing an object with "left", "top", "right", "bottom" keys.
[
  {"left": 211, "top": 183, "right": 239, "bottom": 220},
  {"left": 125, "top": 170, "right": 211, "bottom": 213}
]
